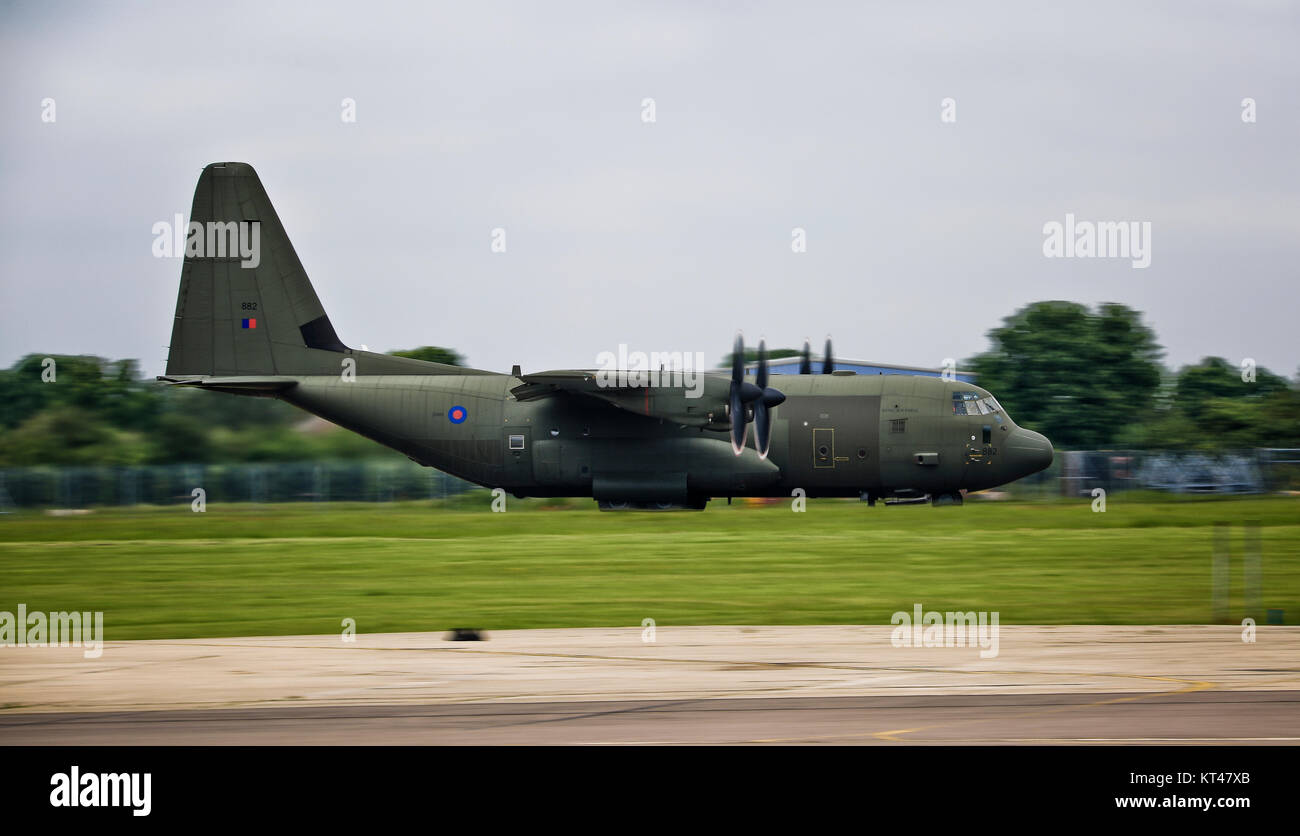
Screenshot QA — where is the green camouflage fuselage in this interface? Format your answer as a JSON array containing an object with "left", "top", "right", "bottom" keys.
[{"left": 160, "top": 162, "right": 1052, "bottom": 509}]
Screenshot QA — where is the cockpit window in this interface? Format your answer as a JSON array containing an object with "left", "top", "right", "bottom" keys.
[{"left": 952, "top": 392, "right": 1002, "bottom": 416}]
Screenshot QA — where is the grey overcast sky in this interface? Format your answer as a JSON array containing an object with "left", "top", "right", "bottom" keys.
[{"left": 1, "top": 1, "right": 1297, "bottom": 378}]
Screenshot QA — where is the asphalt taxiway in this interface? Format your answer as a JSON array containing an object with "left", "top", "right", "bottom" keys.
[{"left": 2, "top": 626, "right": 1296, "bottom": 744}]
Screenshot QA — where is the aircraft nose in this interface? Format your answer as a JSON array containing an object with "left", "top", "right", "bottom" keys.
[{"left": 1007, "top": 428, "right": 1053, "bottom": 476}]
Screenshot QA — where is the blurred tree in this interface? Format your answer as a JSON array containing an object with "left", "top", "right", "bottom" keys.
[
  {"left": 0, "top": 354, "right": 159, "bottom": 429},
  {"left": 1173, "top": 356, "right": 1290, "bottom": 420},
  {"left": 966, "top": 301, "right": 1163, "bottom": 448},
  {"left": 148, "top": 413, "right": 213, "bottom": 464},
  {"left": 163, "top": 386, "right": 298, "bottom": 430},
  {"left": 388, "top": 346, "right": 465, "bottom": 366},
  {"left": 1254, "top": 387, "right": 1300, "bottom": 446},
  {"left": 0, "top": 353, "right": 403, "bottom": 466},
  {"left": 1114, "top": 358, "right": 1296, "bottom": 449},
  {"left": 0, "top": 406, "right": 147, "bottom": 466}
]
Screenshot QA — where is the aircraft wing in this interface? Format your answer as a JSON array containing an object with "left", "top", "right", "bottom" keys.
[
  {"left": 507, "top": 370, "right": 600, "bottom": 402},
  {"left": 511, "top": 370, "right": 729, "bottom": 427}
]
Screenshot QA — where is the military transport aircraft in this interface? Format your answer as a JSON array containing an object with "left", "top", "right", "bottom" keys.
[{"left": 159, "top": 163, "right": 1053, "bottom": 510}]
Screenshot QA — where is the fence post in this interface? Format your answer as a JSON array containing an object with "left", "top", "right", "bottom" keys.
[
  {"left": 1212, "top": 522, "right": 1230, "bottom": 623},
  {"left": 1244, "top": 520, "right": 1262, "bottom": 622}
]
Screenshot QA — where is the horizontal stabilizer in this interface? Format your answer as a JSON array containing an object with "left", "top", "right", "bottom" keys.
[{"left": 156, "top": 375, "right": 299, "bottom": 395}]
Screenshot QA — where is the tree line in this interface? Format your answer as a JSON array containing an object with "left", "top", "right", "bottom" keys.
[
  {"left": 0, "top": 306, "right": 1295, "bottom": 467},
  {"left": 967, "top": 301, "right": 1297, "bottom": 449}
]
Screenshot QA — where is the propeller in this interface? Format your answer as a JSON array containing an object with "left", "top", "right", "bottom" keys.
[
  {"left": 726, "top": 333, "right": 787, "bottom": 457},
  {"left": 751, "top": 339, "right": 786, "bottom": 459},
  {"left": 729, "top": 333, "right": 761, "bottom": 455},
  {"left": 799, "top": 337, "right": 834, "bottom": 374}
]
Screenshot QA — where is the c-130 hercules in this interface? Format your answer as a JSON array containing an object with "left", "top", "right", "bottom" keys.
[{"left": 160, "top": 163, "right": 1053, "bottom": 510}]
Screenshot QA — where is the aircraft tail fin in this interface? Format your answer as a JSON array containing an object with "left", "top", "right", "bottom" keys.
[{"left": 164, "top": 162, "right": 349, "bottom": 377}]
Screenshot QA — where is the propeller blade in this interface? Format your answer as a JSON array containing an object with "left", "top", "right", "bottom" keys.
[
  {"left": 752, "top": 386, "right": 785, "bottom": 459},
  {"left": 731, "top": 332, "right": 745, "bottom": 387},
  {"left": 727, "top": 332, "right": 763, "bottom": 403},
  {"left": 822, "top": 337, "right": 834, "bottom": 374},
  {"left": 727, "top": 332, "right": 767, "bottom": 455},
  {"left": 756, "top": 339, "right": 769, "bottom": 391},
  {"left": 799, "top": 339, "right": 812, "bottom": 375},
  {"left": 753, "top": 402, "right": 771, "bottom": 458},
  {"left": 729, "top": 385, "right": 747, "bottom": 455},
  {"left": 729, "top": 332, "right": 748, "bottom": 455}
]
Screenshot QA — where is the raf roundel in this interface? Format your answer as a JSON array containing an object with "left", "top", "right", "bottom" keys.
[{"left": 448, "top": 405, "right": 468, "bottom": 424}]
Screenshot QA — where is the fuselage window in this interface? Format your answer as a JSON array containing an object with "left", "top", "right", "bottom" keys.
[{"left": 508, "top": 434, "right": 525, "bottom": 450}]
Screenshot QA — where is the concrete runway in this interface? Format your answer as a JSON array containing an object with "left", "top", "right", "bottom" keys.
[
  {"left": 3, "top": 691, "right": 1298, "bottom": 745},
  {"left": 2, "top": 626, "right": 1297, "bottom": 744}
]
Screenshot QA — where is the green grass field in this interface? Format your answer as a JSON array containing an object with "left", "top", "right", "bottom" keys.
[{"left": 1, "top": 495, "right": 1297, "bottom": 639}]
